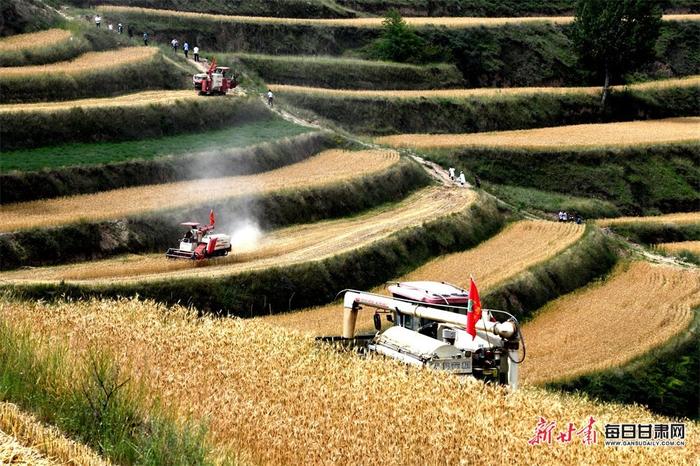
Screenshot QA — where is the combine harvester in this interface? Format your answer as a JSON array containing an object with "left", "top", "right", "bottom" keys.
[
  {"left": 193, "top": 58, "right": 238, "bottom": 95},
  {"left": 165, "top": 211, "right": 232, "bottom": 260},
  {"left": 331, "top": 280, "right": 524, "bottom": 388}
]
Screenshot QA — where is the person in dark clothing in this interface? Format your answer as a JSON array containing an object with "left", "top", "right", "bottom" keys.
[
  {"left": 143, "top": 32, "right": 149, "bottom": 46},
  {"left": 474, "top": 175, "right": 481, "bottom": 189}
]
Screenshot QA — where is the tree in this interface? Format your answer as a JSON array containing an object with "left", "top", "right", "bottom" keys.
[
  {"left": 369, "top": 10, "right": 438, "bottom": 64},
  {"left": 570, "top": 0, "right": 662, "bottom": 105}
]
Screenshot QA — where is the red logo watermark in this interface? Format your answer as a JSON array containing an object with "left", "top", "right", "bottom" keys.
[{"left": 528, "top": 416, "right": 598, "bottom": 446}]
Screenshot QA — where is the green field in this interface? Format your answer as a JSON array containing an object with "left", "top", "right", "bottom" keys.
[{"left": 0, "top": 117, "right": 311, "bottom": 172}]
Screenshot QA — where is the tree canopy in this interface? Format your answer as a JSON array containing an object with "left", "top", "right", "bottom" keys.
[{"left": 571, "top": 0, "right": 662, "bottom": 102}]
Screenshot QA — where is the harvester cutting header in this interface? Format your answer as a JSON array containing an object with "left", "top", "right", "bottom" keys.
[
  {"left": 329, "top": 279, "right": 524, "bottom": 388},
  {"left": 193, "top": 58, "right": 238, "bottom": 95},
  {"left": 165, "top": 210, "right": 232, "bottom": 260}
]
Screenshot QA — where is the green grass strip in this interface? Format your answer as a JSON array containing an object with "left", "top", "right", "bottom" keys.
[
  {"left": 1, "top": 117, "right": 311, "bottom": 172},
  {"left": 484, "top": 183, "right": 621, "bottom": 219}
]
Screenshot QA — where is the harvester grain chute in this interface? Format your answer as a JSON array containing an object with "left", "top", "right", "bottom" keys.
[
  {"left": 323, "top": 281, "right": 524, "bottom": 388},
  {"left": 165, "top": 211, "right": 232, "bottom": 260},
  {"left": 193, "top": 58, "right": 238, "bottom": 95}
]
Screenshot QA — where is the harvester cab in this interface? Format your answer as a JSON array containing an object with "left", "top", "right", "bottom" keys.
[
  {"left": 165, "top": 219, "right": 232, "bottom": 260},
  {"left": 193, "top": 58, "right": 238, "bottom": 95},
  {"left": 328, "top": 281, "right": 524, "bottom": 388}
]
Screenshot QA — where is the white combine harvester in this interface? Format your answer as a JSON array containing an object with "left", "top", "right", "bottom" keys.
[{"left": 332, "top": 281, "right": 524, "bottom": 388}]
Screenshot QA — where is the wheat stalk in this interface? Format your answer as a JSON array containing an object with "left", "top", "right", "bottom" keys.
[{"left": 1, "top": 296, "right": 696, "bottom": 465}]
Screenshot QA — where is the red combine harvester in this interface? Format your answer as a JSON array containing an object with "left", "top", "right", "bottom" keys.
[
  {"left": 165, "top": 211, "right": 232, "bottom": 260},
  {"left": 193, "top": 58, "right": 238, "bottom": 95}
]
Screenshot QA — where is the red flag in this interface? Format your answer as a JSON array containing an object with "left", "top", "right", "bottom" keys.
[
  {"left": 466, "top": 277, "right": 482, "bottom": 340},
  {"left": 209, "top": 209, "right": 215, "bottom": 226}
]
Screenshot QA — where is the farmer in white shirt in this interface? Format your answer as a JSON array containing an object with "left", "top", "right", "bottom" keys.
[
  {"left": 448, "top": 167, "right": 455, "bottom": 180},
  {"left": 193, "top": 46, "right": 200, "bottom": 62},
  {"left": 94, "top": 15, "right": 101, "bottom": 27},
  {"left": 458, "top": 171, "right": 466, "bottom": 186},
  {"left": 267, "top": 90, "right": 274, "bottom": 107},
  {"left": 183, "top": 42, "right": 189, "bottom": 59}
]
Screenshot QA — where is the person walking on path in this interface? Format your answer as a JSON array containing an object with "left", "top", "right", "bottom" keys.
[
  {"left": 118, "top": 23, "right": 123, "bottom": 34},
  {"left": 267, "top": 90, "right": 274, "bottom": 107},
  {"left": 458, "top": 171, "right": 466, "bottom": 186},
  {"left": 171, "top": 38, "right": 179, "bottom": 53},
  {"left": 448, "top": 167, "right": 455, "bottom": 180},
  {"left": 474, "top": 174, "right": 481, "bottom": 188},
  {"left": 193, "top": 46, "right": 200, "bottom": 62},
  {"left": 143, "top": 32, "right": 149, "bottom": 46},
  {"left": 183, "top": 42, "right": 189, "bottom": 59},
  {"left": 94, "top": 15, "right": 101, "bottom": 28}
]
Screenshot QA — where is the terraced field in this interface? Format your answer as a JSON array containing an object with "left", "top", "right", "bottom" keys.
[
  {"left": 522, "top": 262, "right": 700, "bottom": 385},
  {"left": 2, "top": 297, "right": 695, "bottom": 466},
  {"left": 375, "top": 117, "right": 700, "bottom": 149},
  {"left": 0, "top": 47, "right": 157, "bottom": 77},
  {"left": 267, "top": 220, "right": 585, "bottom": 335},
  {"left": 658, "top": 241, "right": 700, "bottom": 255},
  {"left": 0, "top": 403, "right": 107, "bottom": 466},
  {"left": 98, "top": 6, "right": 700, "bottom": 27},
  {"left": 0, "top": 187, "right": 473, "bottom": 284},
  {"left": 270, "top": 75, "right": 700, "bottom": 98},
  {"left": 0, "top": 149, "right": 398, "bottom": 232},
  {"left": 0, "top": 29, "right": 72, "bottom": 53},
  {"left": 598, "top": 211, "right": 700, "bottom": 226},
  {"left": 0, "top": 89, "right": 195, "bottom": 113}
]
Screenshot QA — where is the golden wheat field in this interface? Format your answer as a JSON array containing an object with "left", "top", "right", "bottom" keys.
[
  {"left": 2, "top": 297, "right": 697, "bottom": 466},
  {"left": 0, "top": 47, "right": 157, "bottom": 77},
  {"left": 522, "top": 261, "right": 700, "bottom": 385},
  {"left": 0, "top": 90, "right": 196, "bottom": 114},
  {"left": 270, "top": 75, "right": 700, "bottom": 98},
  {"left": 597, "top": 211, "right": 700, "bottom": 227},
  {"left": 0, "top": 429, "right": 57, "bottom": 466},
  {"left": 0, "top": 403, "right": 108, "bottom": 466},
  {"left": 98, "top": 5, "right": 699, "bottom": 28},
  {"left": 657, "top": 241, "right": 700, "bottom": 255},
  {"left": 0, "top": 187, "right": 474, "bottom": 284},
  {"left": 0, "top": 149, "right": 399, "bottom": 232},
  {"left": 0, "top": 29, "right": 72, "bottom": 52},
  {"left": 375, "top": 117, "right": 700, "bottom": 149},
  {"left": 267, "top": 220, "right": 585, "bottom": 335}
]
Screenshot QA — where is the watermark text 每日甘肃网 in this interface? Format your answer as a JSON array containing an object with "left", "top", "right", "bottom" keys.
[{"left": 528, "top": 416, "right": 686, "bottom": 447}]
